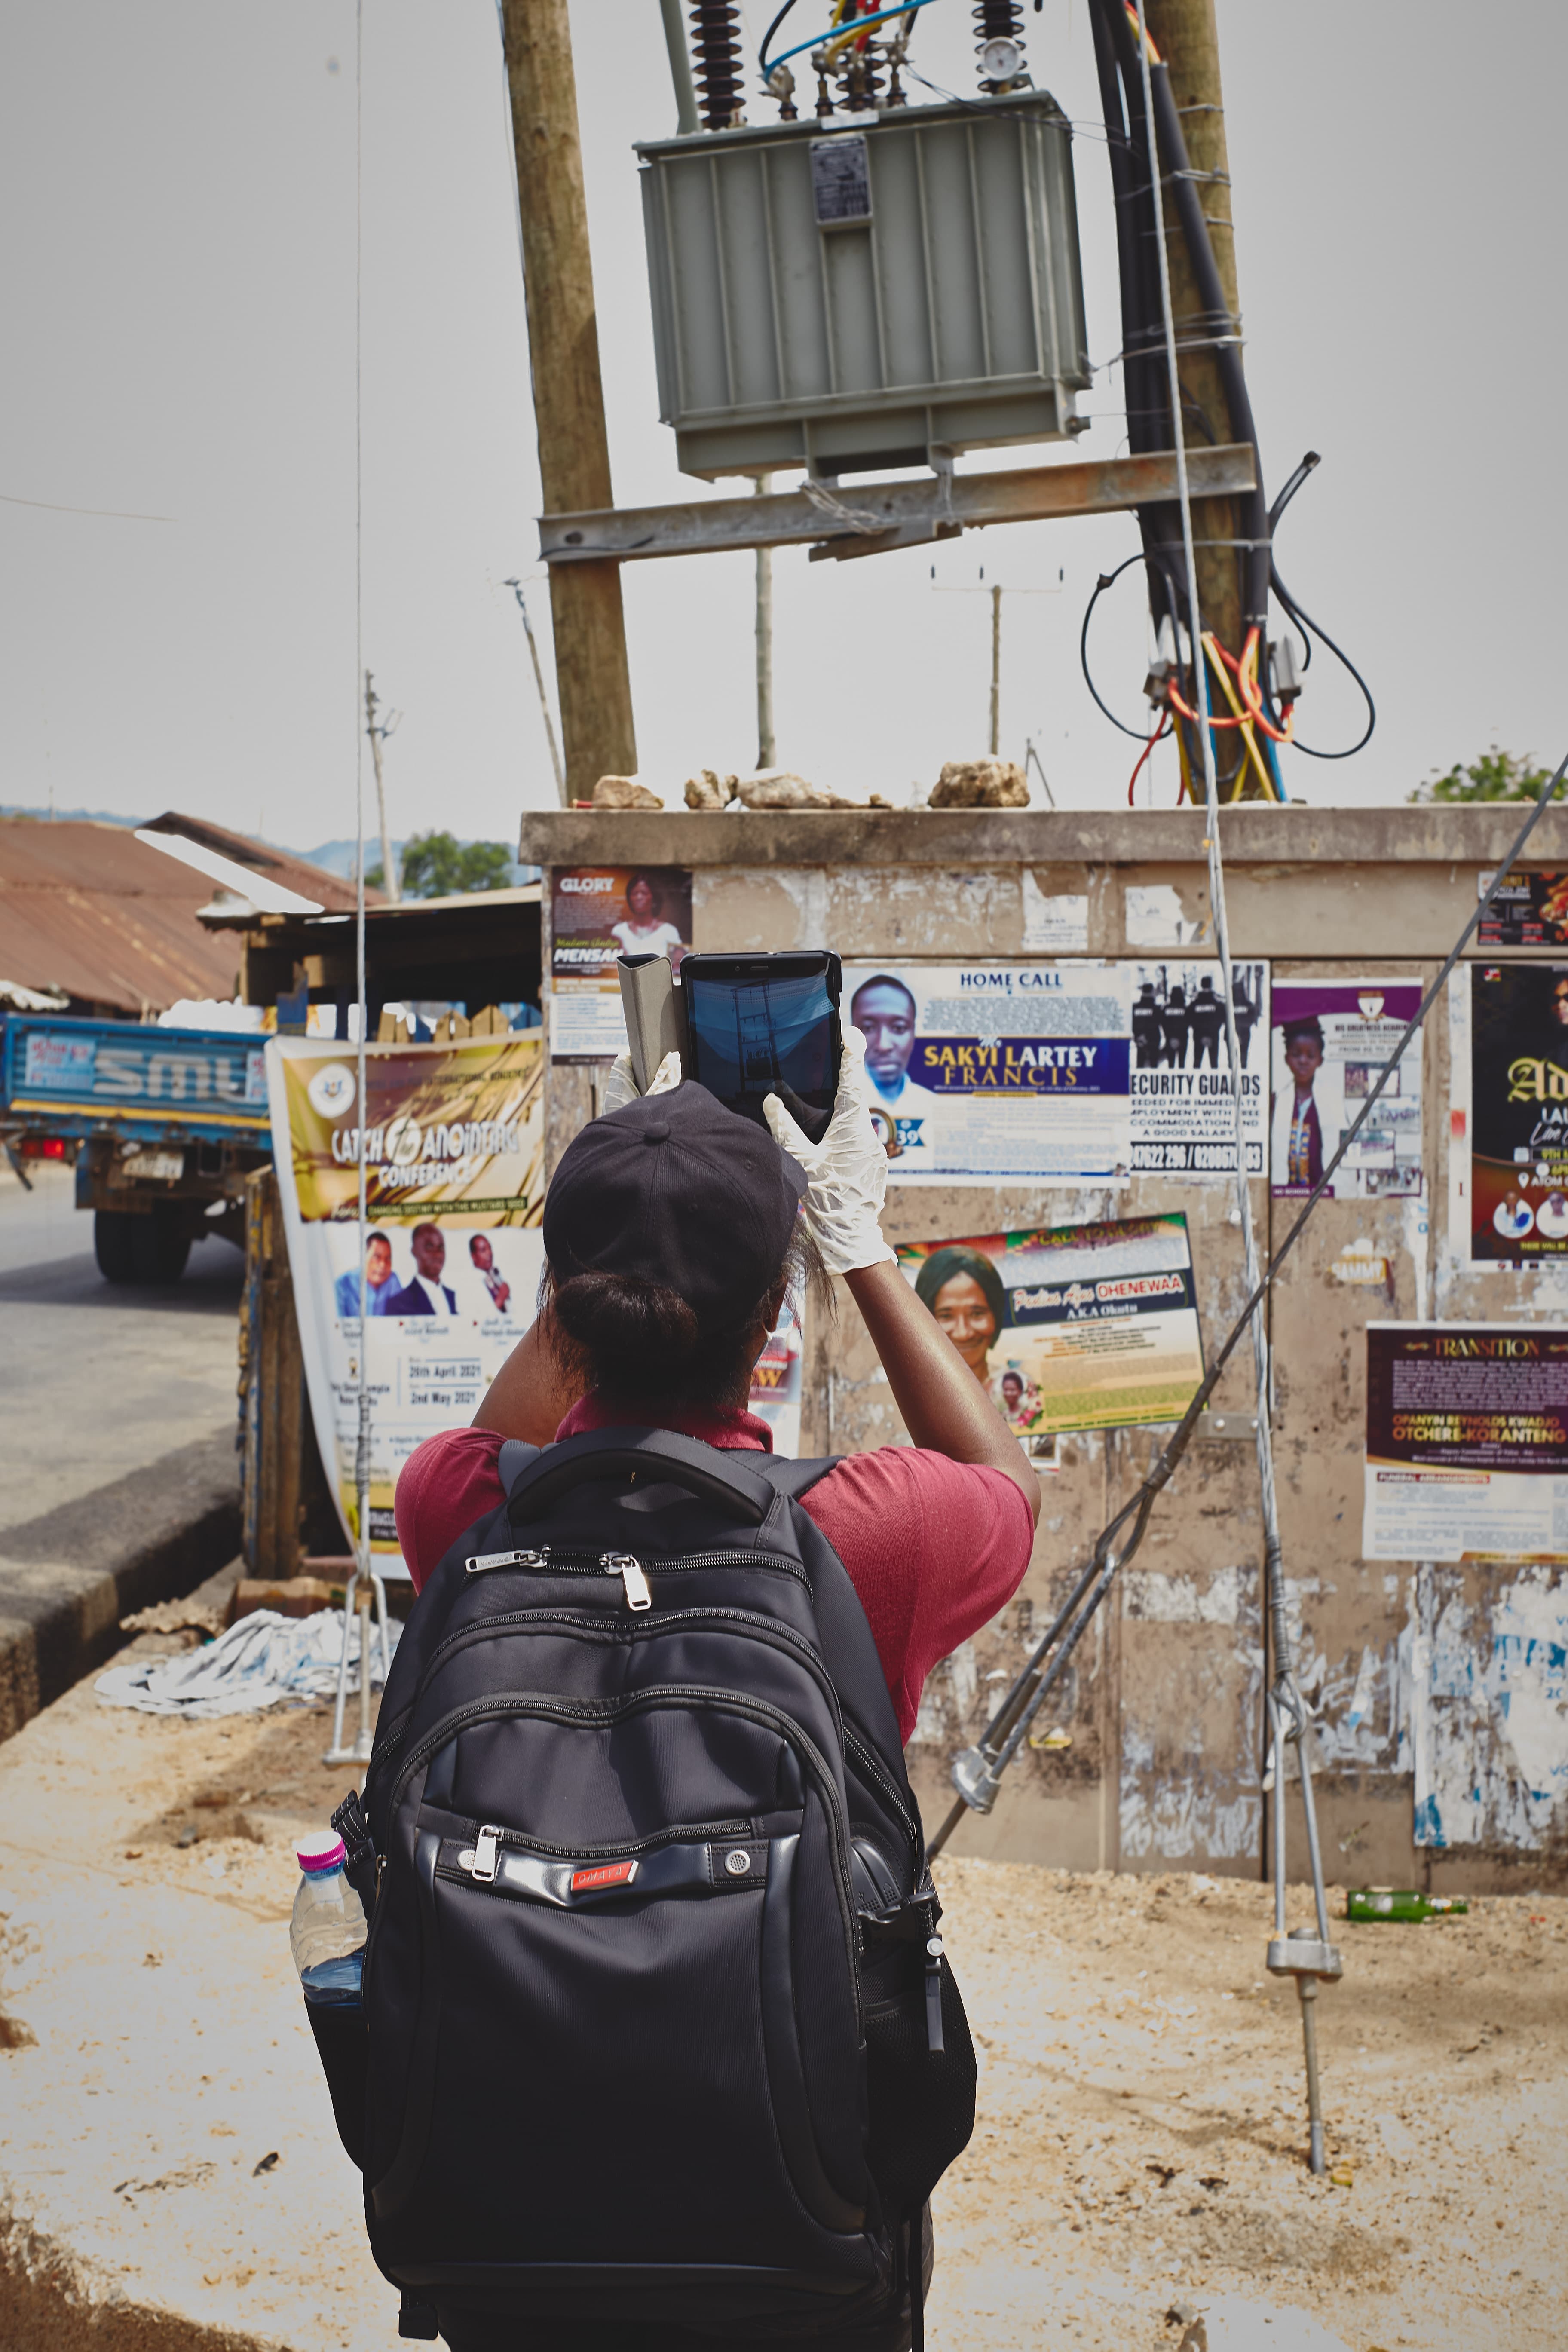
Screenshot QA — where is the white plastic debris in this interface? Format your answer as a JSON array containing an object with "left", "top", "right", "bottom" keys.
[{"left": 95, "top": 1608, "right": 399, "bottom": 1719}]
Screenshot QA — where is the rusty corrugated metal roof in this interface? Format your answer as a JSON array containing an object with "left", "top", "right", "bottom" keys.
[
  {"left": 140, "top": 812, "right": 382, "bottom": 916},
  {"left": 0, "top": 818, "right": 359, "bottom": 1015}
]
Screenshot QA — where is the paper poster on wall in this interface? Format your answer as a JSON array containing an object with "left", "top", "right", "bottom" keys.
[
  {"left": 1363, "top": 1322, "right": 1568, "bottom": 1562},
  {"left": 1128, "top": 959, "right": 1269, "bottom": 1175},
  {"left": 267, "top": 1035, "right": 547, "bottom": 1561},
  {"left": 843, "top": 962, "right": 1132, "bottom": 1183},
  {"left": 1477, "top": 870, "right": 1568, "bottom": 949},
  {"left": 1459, "top": 963, "right": 1568, "bottom": 1265},
  {"left": 1020, "top": 872, "right": 1089, "bottom": 953},
  {"left": 1269, "top": 978, "right": 1424, "bottom": 1198},
  {"left": 748, "top": 1296, "right": 803, "bottom": 1456},
  {"left": 548, "top": 866, "right": 693, "bottom": 1063},
  {"left": 897, "top": 1215, "right": 1203, "bottom": 1437}
]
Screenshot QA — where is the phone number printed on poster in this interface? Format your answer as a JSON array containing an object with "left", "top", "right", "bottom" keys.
[
  {"left": 268, "top": 1035, "right": 547, "bottom": 1559},
  {"left": 844, "top": 962, "right": 1132, "bottom": 1182},
  {"left": 549, "top": 866, "right": 693, "bottom": 1064},
  {"left": 1128, "top": 959, "right": 1269, "bottom": 1175}
]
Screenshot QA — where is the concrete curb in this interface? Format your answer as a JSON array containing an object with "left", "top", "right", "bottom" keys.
[{"left": 0, "top": 1433, "right": 242, "bottom": 1743}]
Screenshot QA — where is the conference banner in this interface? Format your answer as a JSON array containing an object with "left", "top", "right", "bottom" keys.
[{"left": 266, "top": 1034, "right": 546, "bottom": 1563}]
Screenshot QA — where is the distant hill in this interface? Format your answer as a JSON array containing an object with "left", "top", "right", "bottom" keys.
[{"left": 1, "top": 805, "right": 142, "bottom": 826}]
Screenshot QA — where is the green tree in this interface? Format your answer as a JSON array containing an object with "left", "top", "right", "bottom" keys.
[
  {"left": 1409, "top": 747, "right": 1555, "bottom": 804},
  {"left": 367, "top": 831, "right": 514, "bottom": 897}
]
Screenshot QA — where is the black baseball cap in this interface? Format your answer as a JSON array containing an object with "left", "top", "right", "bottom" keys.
[{"left": 543, "top": 1084, "right": 808, "bottom": 1328}]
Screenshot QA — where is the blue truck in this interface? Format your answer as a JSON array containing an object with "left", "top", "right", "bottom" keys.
[{"left": 0, "top": 1013, "right": 273, "bottom": 1283}]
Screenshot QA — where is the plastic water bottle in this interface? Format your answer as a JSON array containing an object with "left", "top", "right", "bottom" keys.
[{"left": 292, "top": 1831, "right": 367, "bottom": 2005}]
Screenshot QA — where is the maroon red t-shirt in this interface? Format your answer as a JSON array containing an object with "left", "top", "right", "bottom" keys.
[{"left": 395, "top": 1396, "right": 1034, "bottom": 1744}]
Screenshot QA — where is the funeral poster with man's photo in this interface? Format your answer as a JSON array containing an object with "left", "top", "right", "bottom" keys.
[
  {"left": 267, "top": 1035, "right": 546, "bottom": 1559},
  {"left": 842, "top": 962, "right": 1133, "bottom": 1182},
  {"left": 1269, "top": 977, "right": 1425, "bottom": 1199}
]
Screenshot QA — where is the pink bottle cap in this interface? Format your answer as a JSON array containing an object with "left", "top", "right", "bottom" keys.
[{"left": 296, "top": 1832, "right": 346, "bottom": 1872}]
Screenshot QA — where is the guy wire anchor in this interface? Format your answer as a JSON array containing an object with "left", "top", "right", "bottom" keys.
[{"left": 1262, "top": 1657, "right": 1343, "bottom": 2177}]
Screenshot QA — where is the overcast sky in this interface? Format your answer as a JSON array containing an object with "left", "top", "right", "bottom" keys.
[{"left": 0, "top": 2, "right": 1561, "bottom": 848}]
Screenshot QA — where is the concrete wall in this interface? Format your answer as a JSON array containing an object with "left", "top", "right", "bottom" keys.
[{"left": 521, "top": 808, "right": 1568, "bottom": 1890}]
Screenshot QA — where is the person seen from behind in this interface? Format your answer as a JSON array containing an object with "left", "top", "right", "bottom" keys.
[{"left": 396, "top": 1030, "right": 1038, "bottom": 1795}]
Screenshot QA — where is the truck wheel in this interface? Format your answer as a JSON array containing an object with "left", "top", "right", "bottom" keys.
[
  {"left": 94, "top": 1210, "right": 138, "bottom": 1283},
  {"left": 129, "top": 1212, "right": 192, "bottom": 1285}
]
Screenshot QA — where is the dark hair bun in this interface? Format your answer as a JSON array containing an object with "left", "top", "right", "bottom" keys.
[{"left": 550, "top": 1271, "right": 699, "bottom": 1378}]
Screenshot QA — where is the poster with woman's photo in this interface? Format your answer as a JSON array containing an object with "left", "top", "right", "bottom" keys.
[
  {"left": 1269, "top": 979, "right": 1424, "bottom": 1198},
  {"left": 843, "top": 962, "right": 1132, "bottom": 1183},
  {"left": 1458, "top": 963, "right": 1568, "bottom": 1264},
  {"left": 1128, "top": 959, "right": 1269, "bottom": 1175},
  {"left": 267, "top": 1034, "right": 546, "bottom": 1562},
  {"left": 897, "top": 1215, "right": 1204, "bottom": 1438},
  {"left": 549, "top": 866, "right": 693, "bottom": 1063}
]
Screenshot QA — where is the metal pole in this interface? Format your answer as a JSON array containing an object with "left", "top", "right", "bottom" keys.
[
  {"left": 755, "top": 475, "right": 776, "bottom": 769},
  {"left": 506, "top": 579, "right": 567, "bottom": 804},
  {"left": 988, "top": 584, "right": 1001, "bottom": 756},
  {"left": 364, "top": 671, "right": 399, "bottom": 903},
  {"left": 658, "top": 0, "right": 701, "bottom": 133}
]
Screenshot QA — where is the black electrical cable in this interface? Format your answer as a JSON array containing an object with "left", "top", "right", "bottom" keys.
[
  {"left": 1268, "top": 449, "right": 1320, "bottom": 534},
  {"left": 1080, "top": 554, "right": 1162, "bottom": 741},
  {"left": 1260, "top": 447, "right": 1376, "bottom": 754},
  {"left": 1270, "top": 568, "right": 1377, "bottom": 759},
  {"left": 757, "top": 0, "right": 799, "bottom": 77}
]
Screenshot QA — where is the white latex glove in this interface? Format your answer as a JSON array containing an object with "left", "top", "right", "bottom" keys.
[
  {"left": 764, "top": 1028, "right": 896, "bottom": 1276},
  {"left": 601, "top": 1048, "right": 682, "bottom": 1115}
]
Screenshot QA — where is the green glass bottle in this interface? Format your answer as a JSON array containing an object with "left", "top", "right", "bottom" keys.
[{"left": 1346, "top": 1888, "right": 1469, "bottom": 1923}]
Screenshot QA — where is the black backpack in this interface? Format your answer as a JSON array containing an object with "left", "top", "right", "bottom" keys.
[{"left": 324, "top": 1425, "right": 976, "bottom": 2349}]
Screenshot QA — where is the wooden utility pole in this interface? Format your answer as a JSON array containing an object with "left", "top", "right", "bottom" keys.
[
  {"left": 500, "top": 0, "right": 636, "bottom": 802},
  {"left": 1144, "top": 0, "right": 1244, "bottom": 682}
]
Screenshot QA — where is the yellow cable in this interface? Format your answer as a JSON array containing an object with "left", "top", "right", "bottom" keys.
[
  {"left": 1202, "top": 633, "right": 1276, "bottom": 802},
  {"left": 1175, "top": 717, "right": 1194, "bottom": 806}
]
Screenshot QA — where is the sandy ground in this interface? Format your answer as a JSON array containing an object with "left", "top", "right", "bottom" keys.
[{"left": 0, "top": 1647, "right": 1563, "bottom": 2351}]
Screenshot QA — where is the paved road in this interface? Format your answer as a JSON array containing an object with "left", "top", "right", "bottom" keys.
[{"left": 0, "top": 1163, "right": 245, "bottom": 1533}]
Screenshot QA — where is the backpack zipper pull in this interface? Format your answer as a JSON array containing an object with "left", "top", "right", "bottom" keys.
[
  {"left": 603, "top": 1551, "right": 651, "bottom": 1611},
  {"left": 924, "top": 1930, "right": 946, "bottom": 2055},
  {"left": 469, "top": 1825, "right": 501, "bottom": 1882},
  {"left": 466, "top": 1547, "right": 549, "bottom": 1575}
]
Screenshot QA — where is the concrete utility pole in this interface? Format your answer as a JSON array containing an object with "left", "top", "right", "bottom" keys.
[
  {"left": 364, "top": 671, "right": 399, "bottom": 903},
  {"left": 754, "top": 476, "right": 776, "bottom": 769},
  {"left": 500, "top": 0, "right": 636, "bottom": 804},
  {"left": 1144, "top": 0, "right": 1244, "bottom": 684}
]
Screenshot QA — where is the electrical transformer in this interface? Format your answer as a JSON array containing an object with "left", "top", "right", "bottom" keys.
[{"left": 637, "top": 90, "right": 1090, "bottom": 481}]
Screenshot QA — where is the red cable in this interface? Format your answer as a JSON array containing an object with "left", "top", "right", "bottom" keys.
[{"left": 1127, "top": 716, "right": 1171, "bottom": 806}]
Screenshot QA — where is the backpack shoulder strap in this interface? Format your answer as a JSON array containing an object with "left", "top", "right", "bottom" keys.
[
  {"left": 748, "top": 1454, "right": 912, "bottom": 1790},
  {"left": 503, "top": 1424, "right": 784, "bottom": 1531},
  {"left": 496, "top": 1438, "right": 542, "bottom": 1496}
]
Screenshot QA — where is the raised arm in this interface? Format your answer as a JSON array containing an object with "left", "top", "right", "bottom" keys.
[
  {"left": 844, "top": 1260, "right": 1039, "bottom": 1520},
  {"left": 766, "top": 1035, "right": 1040, "bottom": 1523}
]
